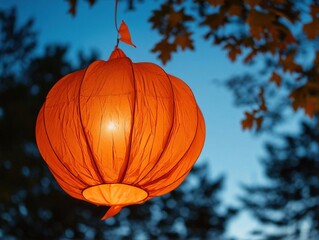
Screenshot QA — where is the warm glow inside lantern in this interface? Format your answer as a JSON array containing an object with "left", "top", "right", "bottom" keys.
[{"left": 36, "top": 47, "right": 205, "bottom": 219}]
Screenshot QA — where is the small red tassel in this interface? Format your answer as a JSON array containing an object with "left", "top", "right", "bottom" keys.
[{"left": 101, "top": 206, "right": 123, "bottom": 220}]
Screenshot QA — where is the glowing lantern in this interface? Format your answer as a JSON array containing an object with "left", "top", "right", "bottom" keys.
[{"left": 35, "top": 47, "right": 205, "bottom": 219}]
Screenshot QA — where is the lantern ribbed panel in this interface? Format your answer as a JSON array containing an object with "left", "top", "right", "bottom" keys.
[{"left": 36, "top": 48, "right": 205, "bottom": 215}]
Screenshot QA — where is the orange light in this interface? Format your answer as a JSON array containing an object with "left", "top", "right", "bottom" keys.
[{"left": 35, "top": 47, "right": 205, "bottom": 220}]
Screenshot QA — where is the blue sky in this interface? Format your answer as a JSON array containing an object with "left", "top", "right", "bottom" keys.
[{"left": 1, "top": 0, "right": 272, "bottom": 238}]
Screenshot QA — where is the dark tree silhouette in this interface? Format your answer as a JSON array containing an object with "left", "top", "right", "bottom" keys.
[
  {"left": 0, "top": 8, "right": 237, "bottom": 239},
  {"left": 241, "top": 120, "right": 319, "bottom": 239},
  {"left": 0, "top": 8, "right": 36, "bottom": 89}
]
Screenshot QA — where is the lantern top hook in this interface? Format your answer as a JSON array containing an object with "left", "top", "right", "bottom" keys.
[{"left": 109, "top": 47, "right": 127, "bottom": 60}]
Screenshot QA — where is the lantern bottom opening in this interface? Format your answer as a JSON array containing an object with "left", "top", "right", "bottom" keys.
[{"left": 82, "top": 183, "right": 148, "bottom": 206}]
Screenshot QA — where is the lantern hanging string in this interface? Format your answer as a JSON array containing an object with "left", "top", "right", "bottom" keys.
[
  {"left": 113, "top": 0, "right": 136, "bottom": 48},
  {"left": 114, "top": 0, "right": 120, "bottom": 47}
]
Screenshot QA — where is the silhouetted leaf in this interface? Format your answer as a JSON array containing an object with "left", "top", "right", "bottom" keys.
[
  {"left": 246, "top": 10, "right": 276, "bottom": 40},
  {"left": 269, "top": 72, "right": 282, "bottom": 87},
  {"left": 290, "top": 81, "right": 319, "bottom": 117},
  {"left": 241, "top": 111, "right": 255, "bottom": 130},
  {"left": 223, "top": 43, "right": 241, "bottom": 62},
  {"left": 151, "top": 39, "right": 176, "bottom": 64},
  {"left": 208, "top": 0, "right": 225, "bottom": 7},
  {"left": 88, "top": 0, "right": 96, "bottom": 6},
  {"left": 303, "top": 5, "right": 319, "bottom": 39},
  {"left": 244, "top": 49, "right": 257, "bottom": 63},
  {"left": 67, "top": 0, "right": 77, "bottom": 16},
  {"left": 228, "top": 5, "right": 243, "bottom": 16},
  {"left": 303, "top": 19, "right": 319, "bottom": 39},
  {"left": 244, "top": 0, "right": 261, "bottom": 7},
  {"left": 174, "top": 32, "right": 194, "bottom": 50},
  {"left": 280, "top": 52, "right": 302, "bottom": 73}
]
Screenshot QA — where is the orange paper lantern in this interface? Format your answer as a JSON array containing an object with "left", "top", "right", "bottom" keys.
[{"left": 36, "top": 47, "right": 205, "bottom": 219}]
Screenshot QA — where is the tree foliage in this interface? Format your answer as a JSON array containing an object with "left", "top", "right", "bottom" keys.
[
  {"left": 241, "top": 121, "right": 319, "bottom": 239},
  {"left": 67, "top": 0, "right": 319, "bottom": 130},
  {"left": 0, "top": 8, "right": 36, "bottom": 90},
  {"left": 0, "top": 8, "right": 237, "bottom": 239}
]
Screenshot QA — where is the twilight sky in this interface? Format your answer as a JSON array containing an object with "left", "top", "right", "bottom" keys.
[{"left": 1, "top": 0, "right": 272, "bottom": 238}]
